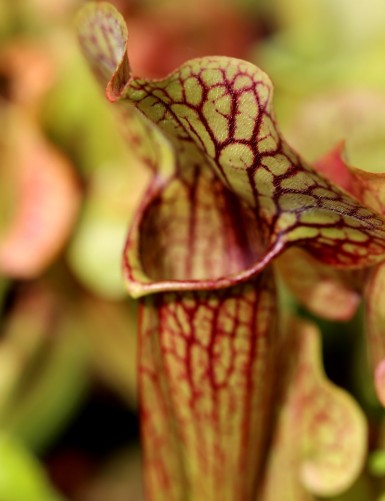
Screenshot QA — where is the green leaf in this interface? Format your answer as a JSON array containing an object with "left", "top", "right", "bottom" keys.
[
  {"left": 0, "top": 283, "right": 89, "bottom": 452},
  {"left": 0, "top": 434, "right": 63, "bottom": 501},
  {"left": 368, "top": 449, "right": 385, "bottom": 477}
]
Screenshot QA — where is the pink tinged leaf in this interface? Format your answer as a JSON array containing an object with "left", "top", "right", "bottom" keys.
[
  {"left": 0, "top": 110, "right": 80, "bottom": 278},
  {"left": 139, "top": 272, "right": 278, "bottom": 501},
  {"left": 261, "top": 320, "right": 367, "bottom": 499},
  {"left": 315, "top": 143, "right": 385, "bottom": 217},
  {"left": 77, "top": 3, "right": 385, "bottom": 287},
  {"left": 364, "top": 261, "right": 385, "bottom": 407},
  {"left": 313, "top": 141, "right": 357, "bottom": 195},
  {"left": 275, "top": 247, "right": 363, "bottom": 321}
]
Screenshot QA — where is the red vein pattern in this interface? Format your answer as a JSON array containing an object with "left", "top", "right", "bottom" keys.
[
  {"left": 117, "top": 57, "right": 385, "bottom": 279},
  {"left": 77, "top": 3, "right": 385, "bottom": 298},
  {"left": 138, "top": 168, "right": 264, "bottom": 282},
  {"left": 139, "top": 272, "right": 277, "bottom": 501},
  {"left": 76, "top": 5, "right": 377, "bottom": 499}
]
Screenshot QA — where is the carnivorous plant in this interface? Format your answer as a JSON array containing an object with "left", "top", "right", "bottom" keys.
[{"left": 76, "top": 3, "right": 385, "bottom": 499}]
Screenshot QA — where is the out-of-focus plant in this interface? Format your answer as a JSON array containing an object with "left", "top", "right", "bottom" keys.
[
  {"left": 76, "top": 3, "right": 385, "bottom": 499},
  {"left": 278, "top": 91, "right": 385, "bottom": 406},
  {"left": 0, "top": 434, "right": 64, "bottom": 501},
  {"left": 0, "top": 42, "right": 80, "bottom": 279},
  {"left": 276, "top": 89, "right": 385, "bottom": 500},
  {"left": 0, "top": 0, "right": 145, "bottom": 497},
  {"left": 255, "top": 0, "right": 385, "bottom": 129}
]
